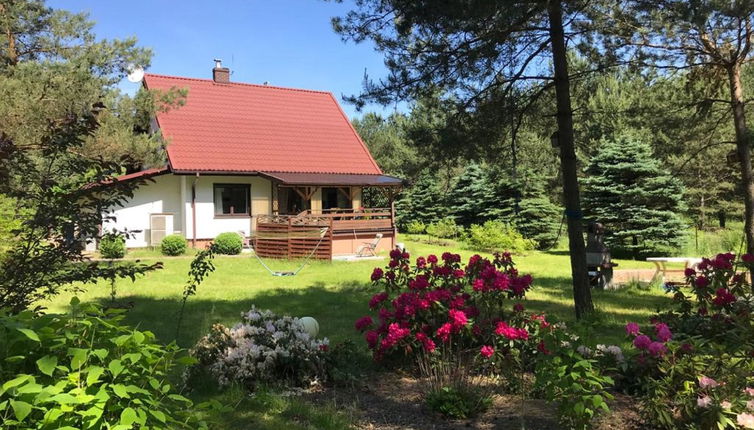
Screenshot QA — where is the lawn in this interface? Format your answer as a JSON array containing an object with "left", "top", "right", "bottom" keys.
[
  {"left": 46, "top": 235, "right": 667, "bottom": 348},
  {"left": 41, "top": 236, "right": 674, "bottom": 429}
]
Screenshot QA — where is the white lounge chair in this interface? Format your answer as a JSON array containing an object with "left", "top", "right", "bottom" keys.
[{"left": 356, "top": 233, "right": 383, "bottom": 257}]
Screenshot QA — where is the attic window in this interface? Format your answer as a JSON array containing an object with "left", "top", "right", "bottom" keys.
[{"left": 214, "top": 184, "right": 250, "bottom": 216}]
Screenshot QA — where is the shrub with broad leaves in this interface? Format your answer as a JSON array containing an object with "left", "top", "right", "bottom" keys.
[
  {"left": 188, "top": 306, "right": 330, "bottom": 390},
  {"left": 463, "top": 221, "right": 535, "bottom": 253},
  {"left": 358, "top": 250, "right": 614, "bottom": 426},
  {"left": 161, "top": 234, "right": 188, "bottom": 256},
  {"left": 99, "top": 232, "right": 126, "bottom": 259},
  {"left": 213, "top": 232, "right": 242, "bottom": 255},
  {"left": 0, "top": 297, "right": 221, "bottom": 429},
  {"left": 622, "top": 253, "right": 754, "bottom": 429}
]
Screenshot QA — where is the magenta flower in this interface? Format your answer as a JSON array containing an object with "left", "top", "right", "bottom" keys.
[
  {"left": 436, "top": 323, "right": 453, "bottom": 343},
  {"left": 369, "top": 292, "right": 389, "bottom": 309},
  {"left": 655, "top": 323, "right": 672, "bottom": 342},
  {"left": 448, "top": 309, "right": 468, "bottom": 328},
  {"left": 355, "top": 316, "right": 373, "bottom": 331},
  {"left": 480, "top": 345, "right": 495, "bottom": 358},
  {"left": 371, "top": 267, "right": 384, "bottom": 281},
  {"left": 625, "top": 322, "right": 641, "bottom": 336},
  {"left": 647, "top": 342, "right": 667, "bottom": 357},
  {"left": 695, "top": 276, "right": 710, "bottom": 288},
  {"left": 633, "top": 334, "right": 652, "bottom": 350}
]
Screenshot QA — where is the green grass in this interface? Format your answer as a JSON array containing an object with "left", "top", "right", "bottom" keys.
[
  {"left": 42, "top": 235, "right": 675, "bottom": 428},
  {"left": 49, "top": 235, "right": 668, "bottom": 349}
]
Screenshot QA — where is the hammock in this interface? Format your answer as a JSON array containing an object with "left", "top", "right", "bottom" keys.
[{"left": 252, "top": 226, "right": 329, "bottom": 276}]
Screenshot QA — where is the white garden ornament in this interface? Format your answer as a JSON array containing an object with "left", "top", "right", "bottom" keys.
[{"left": 299, "top": 317, "right": 319, "bottom": 337}]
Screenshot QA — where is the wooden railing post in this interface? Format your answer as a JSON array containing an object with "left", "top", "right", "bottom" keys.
[{"left": 391, "top": 201, "right": 397, "bottom": 249}]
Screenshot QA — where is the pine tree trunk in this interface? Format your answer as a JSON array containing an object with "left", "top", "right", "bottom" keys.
[
  {"left": 548, "top": 0, "right": 593, "bottom": 319},
  {"left": 727, "top": 64, "right": 754, "bottom": 262}
]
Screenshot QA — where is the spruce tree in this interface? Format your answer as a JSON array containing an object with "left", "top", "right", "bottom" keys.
[
  {"left": 583, "top": 133, "right": 686, "bottom": 257},
  {"left": 395, "top": 171, "right": 447, "bottom": 230},
  {"left": 449, "top": 163, "right": 490, "bottom": 226}
]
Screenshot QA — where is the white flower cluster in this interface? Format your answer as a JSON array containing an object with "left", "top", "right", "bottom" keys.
[
  {"left": 204, "top": 306, "right": 329, "bottom": 388},
  {"left": 576, "top": 344, "right": 625, "bottom": 364}
]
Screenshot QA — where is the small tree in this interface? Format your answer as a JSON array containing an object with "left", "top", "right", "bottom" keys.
[
  {"left": 395, "top": 171, "right": 448, "bottom": 230},
  {"left": 583, "top": 133, "right": 686, "bottom": 257},
  {"left": 449, "top": 163, "right": 492, "bottom": 226}
]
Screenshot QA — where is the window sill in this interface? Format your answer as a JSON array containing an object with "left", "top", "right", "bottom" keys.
[{"left": 214, "top": 214, "right": 251, "bottom": 219}]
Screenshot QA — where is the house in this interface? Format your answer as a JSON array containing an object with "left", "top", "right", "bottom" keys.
[{"left": 103, "top": 62, "right": 402, "bottom": 259}]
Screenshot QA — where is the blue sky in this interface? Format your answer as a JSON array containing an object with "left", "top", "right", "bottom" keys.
[{"left": 49, "top": 0, "right": 397, "bottom": 119}]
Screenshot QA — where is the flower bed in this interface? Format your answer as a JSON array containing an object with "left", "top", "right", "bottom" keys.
[{"left": 622, "top": 253, "right": 754, "bottom": 429}]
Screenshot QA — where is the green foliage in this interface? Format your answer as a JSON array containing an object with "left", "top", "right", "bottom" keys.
[
  {"left": 351, "top": 112, "right": 421, "bottom": 180},
  {"left": 0, "top": 297, "right": 220, "bottom": 429},
  {"left": 0, "top": 195, "right": 22, "bottom": 256},
  {"left": 448, "top": 163, "right": 493, "bottom": 226},
  {"left": 214, "top": 233, "right": 242, "bottom": 255},
  {"left": 516, "top": 197, "right": 562, "bottom": 249},
  {"left": 535, "top": 345, "right": 614, "bottom": 430},
  {"left": 177, "top": 245, "right": 217, "bottom": 338},
  {"left": 425, "top": 386, "right": 492, "bottom": 419},
  {"left": 426, "top": 217, "right": 462, "bottom": 239},
  {"left": 464, "top": 221, "right": 535, "bottom": 253},
  {"left": 99, "top": 232, "right": 126, "bottom": 259},
  {"left": 583, "top": 133, "right": 686, "bottom": 258},
  {"left": 404, "top": 220, "right": 426, "bottom": 234},
  {"left": 161, "top": 234, "right": 187, "bottom": 256},
  {"left": 395, "top": 171, "right": 448, "bottom": 230},
  {"left": 0, "top": 1, "right": 161, "bottom": 313}
]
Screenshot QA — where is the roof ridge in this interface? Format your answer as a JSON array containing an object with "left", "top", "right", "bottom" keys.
[{"left": 143, "top": 72, "right": 333, "bottom": 95}]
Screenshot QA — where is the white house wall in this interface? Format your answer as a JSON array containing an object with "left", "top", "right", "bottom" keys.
[
  {"left": 104, "top": 174, "right": 272, "bottom": 248},
  {"left": 185, "top": 175, "right": 272, "bottom": 240},
  {"left": 103, "top": 174, "right": 183, "bottom": 247}
]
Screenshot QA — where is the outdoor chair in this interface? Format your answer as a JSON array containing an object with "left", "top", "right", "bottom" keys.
[
  {"left": 356, "top": 233, "right": 383, "bottom": 257},
  {"left": 237, "top": 231, "right": 253, "bottom": 250}
]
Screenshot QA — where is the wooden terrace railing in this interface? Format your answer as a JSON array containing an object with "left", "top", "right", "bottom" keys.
[{"left": 253, "top": 208, "right": 395, "bottom": 259}]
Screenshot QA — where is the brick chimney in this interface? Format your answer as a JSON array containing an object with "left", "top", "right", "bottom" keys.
[{"left": 212, "top": 58, "right": 230, "bottom": 83}]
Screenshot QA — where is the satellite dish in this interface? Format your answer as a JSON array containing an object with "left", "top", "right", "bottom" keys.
[{"left": 126, "top": 65, "right": 144, "bottom": 83}]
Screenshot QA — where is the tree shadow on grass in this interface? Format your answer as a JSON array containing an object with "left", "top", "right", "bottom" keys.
[
  {"left": 85, "top": 281, "right": 376, "bottom": 348},
  {"left": 524, "top": 275, "right": 673, "bottom": 344}
]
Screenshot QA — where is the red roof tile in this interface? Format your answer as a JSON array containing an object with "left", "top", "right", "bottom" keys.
[{"left": 143, "top": 73, "right": 382, "bottom": 175}]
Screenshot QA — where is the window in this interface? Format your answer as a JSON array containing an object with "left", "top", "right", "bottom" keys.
[
  {"left": 322, "top": 187, "right": 351, "bottom": 211},
  {"left": 213, "top": 184, "right": 250, "bottom": 216}
]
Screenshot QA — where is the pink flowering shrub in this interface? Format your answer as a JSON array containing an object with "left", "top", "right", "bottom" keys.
[
  {"left": 357, "top": 250, "right": 614, "bottom": 426},
  {"left": 357, "top": 250, "right": 537, "bottom": 362},
  {"left": 622, "top": 253, "right": 754, "bottom": 428}
]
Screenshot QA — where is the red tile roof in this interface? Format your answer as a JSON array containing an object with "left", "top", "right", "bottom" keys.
[{"left": 143, "top": 73, "right": 382, "bottom": 175}]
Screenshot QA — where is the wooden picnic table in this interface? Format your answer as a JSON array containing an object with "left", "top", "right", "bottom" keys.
[{"left": 646, "top": 257, "right": 702, "bottom": 282}]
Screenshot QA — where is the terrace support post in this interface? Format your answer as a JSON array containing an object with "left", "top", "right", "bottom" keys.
[
  {"left": 271, "top": 182, "right": 279, "bottom": 215},
  {"left": 191, "top": 173, "right": 199, "bottom": 248},
  {"left": 391, "top": 198, "right": 397, "bottom": 249}
]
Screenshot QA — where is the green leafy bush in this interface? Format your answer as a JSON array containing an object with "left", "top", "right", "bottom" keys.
[
  {"left": 161, "top": 234, "right": 187, "bottom": 256},
  {"left": 463, "top": 221, "right": 535, "bottom": 253},
  {"left": 404, "top": 220, "right": 426, "bottom": 234},
  {"left": 99, "top": 232, "right": 125, "bottom": 259},
  {"left": 0, "top": 297, "right": 220, "bottom": 429},
  {"left": 426, "top": 217, "right": 462, "bottom": 239},
  {"left": 535, "top": 343, "right": 614, "bottom": 430},
  {"left": 213, "top": 232, "right": 242, "bottom": 255},
  {"left": 426, "top": 386, "right": 492, "bottom": 419}
]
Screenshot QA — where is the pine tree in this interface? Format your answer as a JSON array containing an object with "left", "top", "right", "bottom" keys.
[{"left": 583, "top": 133, "right": 686, "bottom": 257}]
